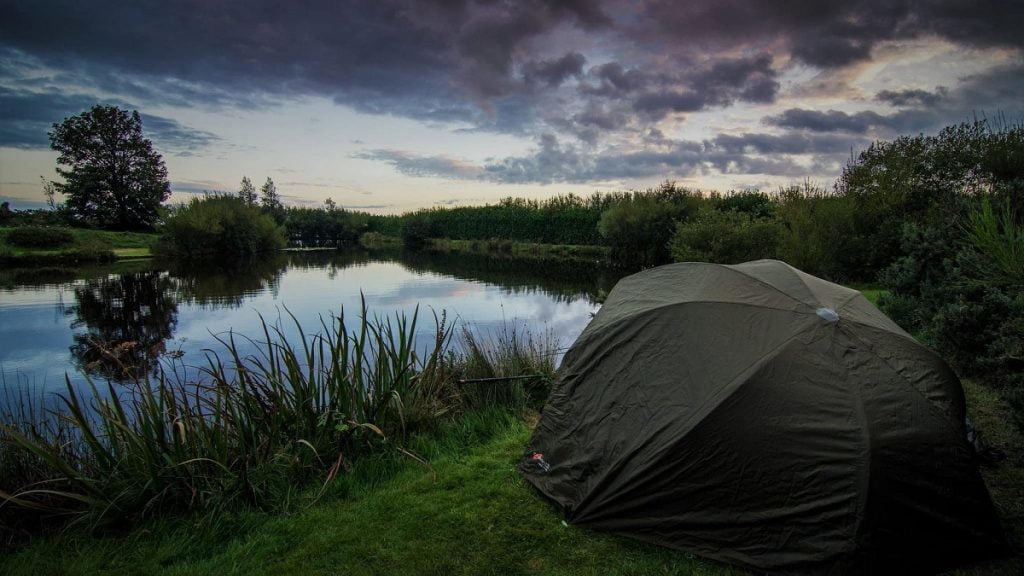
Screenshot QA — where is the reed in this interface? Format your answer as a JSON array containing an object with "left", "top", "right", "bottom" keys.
[{"left": 0, "top": 299, "right": 555, "bottom": 538}]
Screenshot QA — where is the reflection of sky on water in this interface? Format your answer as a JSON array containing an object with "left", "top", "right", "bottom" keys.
[{"left": 1, "top": 255, "right": 603, "bottom": 404}]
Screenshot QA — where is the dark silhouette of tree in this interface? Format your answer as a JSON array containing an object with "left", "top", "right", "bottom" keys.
[
  {"left": 260, "top": 177, "right": 281, "bottom": 211},
  {"left": 68, "top": 271, "right": 178, "bottom": 381},
  {"left": 48, "top": 105, "right": 171, "bottom": 230},
  {"left": 238, "top": 176, "right": 257, "bottom": 205}
]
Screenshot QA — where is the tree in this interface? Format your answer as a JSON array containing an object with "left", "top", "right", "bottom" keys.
[
  {"left": 48, "top": 105, "right": 171, "bottom": 229},
  {"left": 260, "top": 177, "right": 282, "bottom": 211},
  {"left": 238, "top": 176, "right": 257, "bottom": 205}
]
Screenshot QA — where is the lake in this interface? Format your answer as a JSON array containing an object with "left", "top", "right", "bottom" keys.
[{"left": 0, "top": 249, "right": 625, "bottom": 408}]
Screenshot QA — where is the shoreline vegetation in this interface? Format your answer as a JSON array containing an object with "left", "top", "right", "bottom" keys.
[
  {"left": 1, "top": 118, "right": 1022, "bottom": 573},
  {"left": 1, "top": 303, "right": 557, "bottom": 543}
]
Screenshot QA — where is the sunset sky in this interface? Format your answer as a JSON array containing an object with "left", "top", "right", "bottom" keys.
[{"left": 1, "top": 1, "right": 1021, "bottom": 213}]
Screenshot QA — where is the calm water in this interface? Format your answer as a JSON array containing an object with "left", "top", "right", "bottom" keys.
[{"left": 0, "top": 249, "right": 624, "bottom": 404}]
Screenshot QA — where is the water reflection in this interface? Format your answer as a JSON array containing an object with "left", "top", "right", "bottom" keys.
[
  {"left": 166, "top": 253, "right": 288, "bottom": 309},
  {"left": 1, "top": 249, "right": 627, "bottom": 391},
  {"left": 67, "top": 271, "right": 178, "bottom": 380}
]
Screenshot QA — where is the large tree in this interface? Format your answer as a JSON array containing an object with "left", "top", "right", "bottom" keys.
[{"left": 48, "top": 105, "right": 171, "bottom": 229}]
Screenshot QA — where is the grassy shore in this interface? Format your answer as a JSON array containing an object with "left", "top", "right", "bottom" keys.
[
  {"left": 0, "top": 226, "right": 157, "bottom": 265},
  {"left": 2, "top": 375, "right": 1019, "bottom": 575},
  {"left": 0, "top": 409, "right": 739, "bottom": 576}
]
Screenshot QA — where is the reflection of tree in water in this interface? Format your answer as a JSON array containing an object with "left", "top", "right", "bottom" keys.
[
  {"left": 166, "top": 253, "right": 288, "bottom": 309},
  {"left": 68, "top": 271, "right": 178, "bottom": 381},
  {"left": 270, "top": 248, "right": 620, "bottom": 304},
  {"left": 393, "top": 249, "right": 624, "bottom": 305}
]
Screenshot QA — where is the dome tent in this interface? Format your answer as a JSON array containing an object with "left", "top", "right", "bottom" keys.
[{"left": 520, "top": 260, "right": 1005, "bottom": 574}]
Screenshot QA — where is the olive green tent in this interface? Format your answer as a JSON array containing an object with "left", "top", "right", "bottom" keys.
[{"left": 521, "top": 260, "right": 1005, "bottom": 574}]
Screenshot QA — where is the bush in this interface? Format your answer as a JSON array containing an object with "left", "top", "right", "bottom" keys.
[
  {"left": 401, "top": 211, "right": 436, "bottom": 249},
  {"left": 712, "top": 190, "right": 777, "bottom": 219},
  {"left": 598, "top": 184, "right": 699, "bottom": 268},
  {"left": 284, "top": 206, "right": 368, "bottom": 247},
  {"left": 774, "top": 185, "right": 857, "bottom": 280},
  {"left": 4, "top": 226, "right": 74, "bottom": 249},
  {"left": 670, "top": 207, "right": 781, "bottom": 264},
  {"left": 155, "top": 195, "right": 285, "bottom": 260}
]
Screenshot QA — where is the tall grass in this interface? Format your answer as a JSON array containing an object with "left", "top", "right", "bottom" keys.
[{"left": 0, "top": 300, "right": 555, "bottom": 540}]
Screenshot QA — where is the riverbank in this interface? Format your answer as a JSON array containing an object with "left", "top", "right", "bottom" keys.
[
  {"left": 1, "top": 376, "right": 1020, "bottom": 575},
  {"left": 0, "top": 227, "right": 157, "bottom": 266},
  {"left": 425, "top": 237, "right": 609, "bottom": 263}
]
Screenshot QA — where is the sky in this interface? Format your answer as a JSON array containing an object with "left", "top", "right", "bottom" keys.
[{"left": 1, "top": 1, "right": 1022, "bottom": 214}]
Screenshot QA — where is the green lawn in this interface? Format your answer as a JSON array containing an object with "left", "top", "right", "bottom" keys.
[{"left": 0, "top": 226, "right": 157, "bottom": 264}]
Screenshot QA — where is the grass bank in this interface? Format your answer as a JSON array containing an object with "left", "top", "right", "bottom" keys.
[
  {"left": 0, "top": 226, "right": 157, "bottom": 266},
  {"left": 0, "top": 409, "right": 739, "bottom": 576},
  {"left": 2, "top": 376, "right": 1019, "bottom": 575}
]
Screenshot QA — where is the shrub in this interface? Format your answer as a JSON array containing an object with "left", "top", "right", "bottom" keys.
[
  {"left": 774, "top": 185, "right": 856, "bottom": 280},
  {"left": 598, "top": 184, "right": 699, "bottom": 268},
  {"left": 155, "top": 195, "right": 285, "bottom": 260},
  {"left": 4, "top": 226, "right": 74, "bottom": 249},
  {"left": 712, "top": 190, "right": 777, "bottom": 219},
  {"left": 670, "top": 207, "right": 781, "bottom": 264},
  {"left": 401, "top": 211, "right": 436, "bottom": 249},
  {"left": 284, "top": 206, "right": 368, "bottom": 248}
]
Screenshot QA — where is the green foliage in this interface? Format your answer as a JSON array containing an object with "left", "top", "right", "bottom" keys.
[
  {"left": 400, "top": 211, "right": 435, "bottom": 249},
  {"left": 836, "top": 118, "right": 1024, "bottom": 280},
  {"left": 711, "top": 190, "right": 777, "bottom": 219},
  {"left": 774, "top": 185, "right": 857, "bottom": 280},
  {"left": 155, "top": 195, "right": 286, "bottom": 260},
  {"left": 966, "top": 198, "right": 1024, "bottom": 285},
  {"left": 366, "top": 214, "right": 402, "bottom": 237},
  {"left": 598, "top": 183, "right": 698, "bottom": 268},
  {"left": 870, "top": 120, "right": 1024, "bottom": 433},
  {"left": 48, "top": 106, "right": 171, "bottom": 230},
  {"left": 283, "top": 206, "right": 368, "bottom": 248},
  {"left": 670, "top": 207, "right": 781, "bottom": 264},
  {"left": 4, "top": 226, "right": 74, "bottom": 249}
]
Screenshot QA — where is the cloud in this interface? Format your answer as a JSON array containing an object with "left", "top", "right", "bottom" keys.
[
  {"left": 353, "top": 149, "right": 485, "bottom": 179},
  {"left": 2, "top": 1, "right": 1021, "bottom": 188},
  {"left": 139, "top": 115, "right": 221, "bottom": 155},
  {"left": 522, "top": 52, "right": 586, "bottom": 87},
  {"left": 763, "top": 108, "right": 937, "bottom": 135},
  {"left": 875, "top": 87, "right": 948, "bottom": 108},
  {"left": 0, "top": 86, "right": 220, "bottom": 154},
  {"left": 632, "top": 1, "right": 1024, "bottom": 69}
]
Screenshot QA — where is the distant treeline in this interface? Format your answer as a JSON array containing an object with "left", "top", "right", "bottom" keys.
[{"left": 392, "top": 188, "right": 691, "bottom": 248}]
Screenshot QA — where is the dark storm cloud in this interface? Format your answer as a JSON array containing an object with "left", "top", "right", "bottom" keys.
[
  {"left": 634, "top": 1, "right": 1024, "bottom": 69},
  {"left": 710, "top": 132, "right": 859, "bottom": 156},
  {"left": 0, "top": 87, "right": 102, "bottom": 148},
  {"left": 522, "top": 52, "right": 586, "bottom": 87},
  {"left": 139, "top": 115, "right": 221, "bottom": 155},
  {"left": 763, "top": 109, "right": 936, "bottom": 135},
  {"left": 2, "top": 0, "right": 1020, "bottom": 185},
  {"left": 0, "top": 86, "right": 219, "bottom": 154},
  {"left": 631, "top": 54, "right": 779, "bottom": 120},
  {"left": 581, "top": 62, "right": 650, "bottom": 97},
  {"left": 875, "top": 88, "right": 948, "bottom": 108}
]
